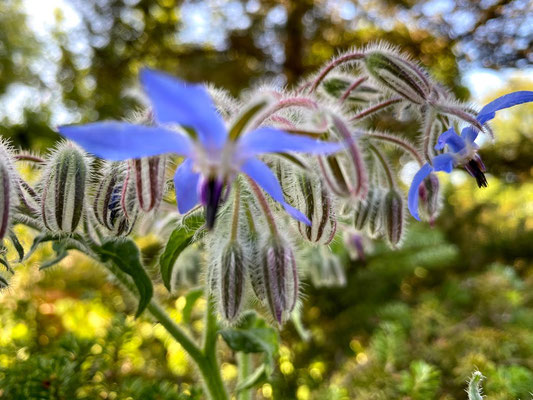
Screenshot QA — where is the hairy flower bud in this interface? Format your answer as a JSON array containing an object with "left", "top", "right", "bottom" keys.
[
  {"left": 308, "top": 248, "right": 346, "bottom": 288},
  {"left": 292, "top": 172, "right": 336, "bottom": 245},
  {"left": 367, "top": 189, "right": 384, "bottom": 238},
  {"left": 0, "top": 142, "right": 18, "bottom": 239},
  {"left": 219, "top": 241, "right": 246, "bottom": 322},
  {"left": 260, "top": 237, "right": 298, "bottom": 324},
  {"left": 92, "top": 163, "right": 138, "bottom": 236},
  {"left": 418, "top": 172, "right": 441, "bottom": 224},
  {"left": 364, "top": 49, "right": 432, "bottom": 104},
  {"left": 131, "top": 155, "right": 167, "bottom": 212},
  {"left": 382, "top": 189, "right": 405, "bottom": 247},
  {"left": 354, "top": 189, "right": 380, "bottom": 231},
  {"left": 41, "top": 142, "right": 88, "bottom": 233}
]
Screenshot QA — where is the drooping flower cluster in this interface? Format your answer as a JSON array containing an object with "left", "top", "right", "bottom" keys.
[{"left": 1, "top": 43, "right": 532, "bottom": 326}]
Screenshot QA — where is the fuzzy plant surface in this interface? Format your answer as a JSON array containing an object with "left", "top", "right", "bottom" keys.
[{"left": 0, "top": 43, "right": 532, "bottom": 399}]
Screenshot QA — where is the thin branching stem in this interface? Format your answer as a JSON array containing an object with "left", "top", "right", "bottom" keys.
[
  {"left": 247, "top": 178, "right": 279, "bottom": 236},
  {"left": 340, "top": 76, "right": 368, "bottom": 103},
  {"left": 350, "top": 97, "right": 402, "bottom": 121},
  {"left": 308, "top": 52, "right": 365, "bottom": 93},
  {"left": 369, "top": 144, "right": 396, "bottom": 189}
]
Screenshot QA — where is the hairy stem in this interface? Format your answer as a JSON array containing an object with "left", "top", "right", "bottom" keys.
[
  {"left": 247, "top": 178, "right": 279, "bottom": 236},
  {"left": 105, "top": 260, "right": 228, "bottom": 400},
  {"left": 237, "top": 352, "right": 253, "bottom": 400},
  {"left": 308, "top": 51, "right": 365, "bottom": 93},
  {"left": 340, "top": 76, "right": 368, "bottom": 103},
  {"left": 369, "top": 144, "right": 396, "bottom": 189},
  {"left": 350, "top": 97, "right": 402, "bottom": 121},
  {"left": 366, "top": 132, "right": 424, "bottom": 165}
]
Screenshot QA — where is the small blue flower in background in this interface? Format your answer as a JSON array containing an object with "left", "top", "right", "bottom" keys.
[
  {"left": 408, "top": 91, "right": 533, "bottom": 221},
  {"left": 59, "top": 69, "right": 341, "bottom": 229}
]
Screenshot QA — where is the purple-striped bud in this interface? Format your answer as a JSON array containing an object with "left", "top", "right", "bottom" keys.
[
  {"left": 41, "top": 142, "right": 88, "bottom": 233},
  {"left": 354, "top": 189, "right": 380, "bottom": 231},
  {"left": 292, "top": 172, "right": 336, "bottom": 245},
  {"left": 367, "top": 189, "right": 384, "bottom": 238},
  {"left": 260, "top": 238, "right": 298, "bottom": 325},
  {"left": 0, "top": 142, "right": 17, "bottom": 240},
  {"left": 364, "top": 49, "right": 432, "bottom": 104},
  {"left": 219, "top": 241, "right": 246, "bottom": 322},
  {"left": 382, "top": 189, "right": 405, "bottom": 247},
  {"left": 417, "top": 172, "right": 441, "bottom": 225},
  {"left": 92, "top": 163, "right": 138, "bottom": 236},
  {"left": 130, "top": 155, "right": 167, "bottom": 212}
]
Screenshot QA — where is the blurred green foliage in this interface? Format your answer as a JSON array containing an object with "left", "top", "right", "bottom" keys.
[{"left": 1, "top": 0, "right": 532, "bottom": 399}]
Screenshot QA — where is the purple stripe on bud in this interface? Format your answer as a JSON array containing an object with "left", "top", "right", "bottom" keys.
[
  {"left": 132, "top": 155, "right": 167, "bottom": 212},
  {"left": 92, "top": 163, "right": 138, "bottom": 236}
]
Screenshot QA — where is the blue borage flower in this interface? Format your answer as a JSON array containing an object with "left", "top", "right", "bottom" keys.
[
  {"left": 408, "top": 91, "right": 533, "bottom": 221},
  {"left": 59, "top": 69, "right": 342, "bottom": 229}
]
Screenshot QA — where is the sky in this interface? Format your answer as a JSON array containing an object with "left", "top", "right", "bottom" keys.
[{"left": 4, "top": 0, "right": 532, "bottom": 126}]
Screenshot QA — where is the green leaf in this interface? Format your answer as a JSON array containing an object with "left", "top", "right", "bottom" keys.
[
  {"left": 220, "top": 312, "right": 279, "bottom": 369},
  {"left": 182, "top": 287, "right": 203, "bottom": 324},
  {"left": 159, "top": 213, "right": 204, "bottom": 291},
  {"left": 97, "top": 239, "right": 153, "bottom": 317}
]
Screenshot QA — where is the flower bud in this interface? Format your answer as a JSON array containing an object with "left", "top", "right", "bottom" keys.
[
  {"left": 382, "top": 189, "right": 405, "bottom": 247},
  {"left": 131, "top": 155, "right": 167, "bottom": 212},
  {"left": 364, "top": 49, "right": 432, "bottom": 104},
  {"left": 0, "top": 142, "right": 17, "bottom": 240},
  {"left": 219, "top": 241, "right": 246, "bottom": 322},
  {"left": 308, "top": 248, "right": 346, "bottom": 288},
  {"left": 292, "top": 172, "right": 336, "bottom": 245},
  {"left": 260, "top": 237, "right": 298, "bottom": 324},
  {"left": 367, "top": 189, "right": 384, "bottom": 238},
  {"left": 41, "top": 142, "right": 88, "bottom": 233},
  {"left": 418, "top": 172, "right": 441, "bottom": 224},
  {"left": 92, "top": 162, "right": 138, "bottom": 236},
  {"left": 354, "top": 189, "right": 379, "bottom": 231}
]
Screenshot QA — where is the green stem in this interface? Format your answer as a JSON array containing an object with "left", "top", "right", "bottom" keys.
[
  {"left": 104, "top": 260, "right": 229, "bottom": 400},
  {"left": 369, "top": 144, "right": 396, "bottom": 189},
  {"left": 237, "top": 352, "right": 253, "bottom": 400}
]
